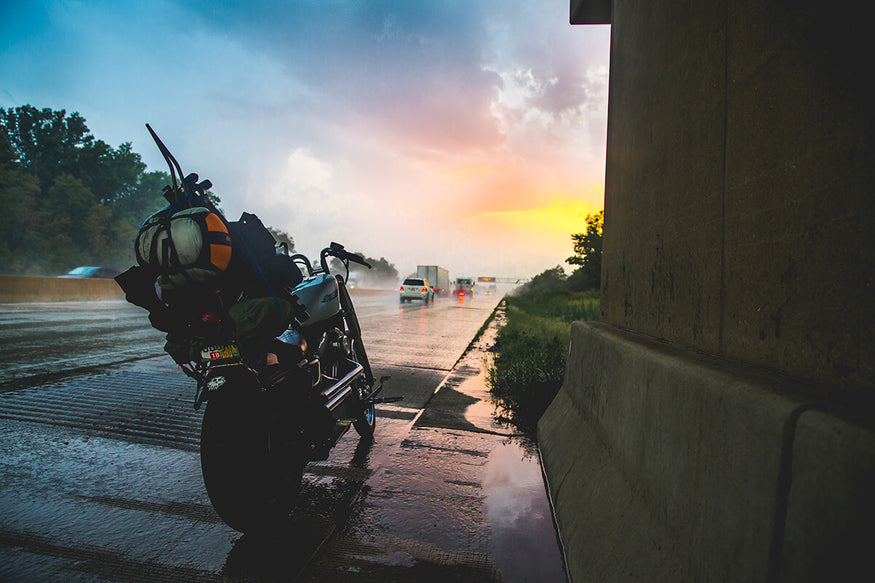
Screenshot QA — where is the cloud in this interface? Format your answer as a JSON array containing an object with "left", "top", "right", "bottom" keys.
[
  {"left": 282, "top": 148, "right": 332, "bottom": 193},
  {"left": 1, "top": 0, "right": 611, "bottom": 280},
  {"left": 179, "top": 1, "right": 506, "bottom": 155}
]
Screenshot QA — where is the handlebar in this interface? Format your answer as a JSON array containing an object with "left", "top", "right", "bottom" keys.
[
  {"left": 290, "top": 253, "right": 313, "bottom": 276},
  {"left": 289, "top": 243, "right": 369, "bottom": 278},
  {"left": 319, "top": 242, "right": 371, "bottom": 274}
]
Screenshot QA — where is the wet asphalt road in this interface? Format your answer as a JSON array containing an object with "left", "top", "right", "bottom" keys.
[{"left": 0, "top": 291, "right": 567, "bottom": 582}]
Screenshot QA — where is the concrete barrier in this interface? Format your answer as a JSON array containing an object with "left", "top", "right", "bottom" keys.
[
  {"left": 539, "top": 322, "right": 875, "bottom": 582},
  {"left": 0, "top": 275, "right": 124, "bottom": 302},
  {"left": 0, "top": 275, "right": 397, "bottom": 304}
]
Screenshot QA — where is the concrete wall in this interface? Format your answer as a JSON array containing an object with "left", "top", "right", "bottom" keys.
[
  {"left": 539, "top": 1, "right": 875, "bottom": 581},
  {"left": 540, "top": 322, "right": 874, "bottom": 582},
  {"left": 600, "top": 0, "right": 875, "bottom": 392},
  {"left": 0, "top": 275, "right": 124, "bottom": 302}
]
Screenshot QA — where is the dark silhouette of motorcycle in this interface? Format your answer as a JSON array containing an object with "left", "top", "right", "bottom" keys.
[{"left": 116, "top": 125, "right": 399, "bottom": 532}]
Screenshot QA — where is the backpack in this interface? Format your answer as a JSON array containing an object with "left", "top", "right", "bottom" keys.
[
  {"left": 135, "top": 206, "right": 233, "bottom": 291},
  {"left": 229, "top": 212, "right": 303, "bottom": 296}
]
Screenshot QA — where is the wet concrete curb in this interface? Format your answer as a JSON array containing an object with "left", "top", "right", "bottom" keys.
[
  {"left": 538, "top": 321, "right": 875, "bottom": 582},
  {"left": 306, "top": 303, "right": 569, "bottom": 582}
]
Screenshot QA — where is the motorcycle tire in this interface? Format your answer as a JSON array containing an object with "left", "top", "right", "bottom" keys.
[
  {"left": 353, "top": 379, "right": 376, "bottom": 438},
  {"left": 350, "top": 340, "right": 376, "bottom": 439},
  {"left": 200, "top": 388, "right": 304, "bottom": 533}
]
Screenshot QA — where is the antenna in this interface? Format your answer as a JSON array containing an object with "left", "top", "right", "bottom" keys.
[{"left": 145, "top": 123, "right": 185, "bottom": 203}]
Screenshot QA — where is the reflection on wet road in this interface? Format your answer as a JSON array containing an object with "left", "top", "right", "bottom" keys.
[{"left": 0, "top": 291, "right": 567, "bottom": 582}]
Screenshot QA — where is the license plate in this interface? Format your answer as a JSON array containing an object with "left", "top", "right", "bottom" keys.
[{"left": 201, "top": 343, "right": 241, "bottom": 363}]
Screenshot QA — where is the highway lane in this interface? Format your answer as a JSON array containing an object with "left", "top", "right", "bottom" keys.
[
  {"left": 0, "top": 292, "right": 493, "bottom": 391},
  {"left": 0, "top": 291, "right": 572, "bottom": 582}
]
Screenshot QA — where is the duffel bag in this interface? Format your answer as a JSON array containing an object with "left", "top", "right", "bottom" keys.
[{"left": 135, "top": 206, "right": 233, "bottom": 290}]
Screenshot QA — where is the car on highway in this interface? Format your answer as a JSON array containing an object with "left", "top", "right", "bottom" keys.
[
  {"left": 400, "top": 277, "right": 434, "bottom": 303},
  {"left": 60, "top": 266, "right": 121, "bottom": 279}
]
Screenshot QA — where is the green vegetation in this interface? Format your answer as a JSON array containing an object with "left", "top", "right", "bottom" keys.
[
  {"left": 566, "top": 209, "right": 603, "bottom": 291},
  {"left": 0, "top": 105, "right": 405, "bottom": 279},
  {"left": 0, "top": 105, "right": 299, "bottom": 276},
  {"left": 331, "top": 253, "right": 399, "bottom": 283},
  {"left": 487, "top": 288, "right": 600, "bottom": 433},
  {"left": 1, "top": 106, "right": 168, "bottom": 274},
  {"left": 486, "top": 209, "right": 603, "bottom": 433}
]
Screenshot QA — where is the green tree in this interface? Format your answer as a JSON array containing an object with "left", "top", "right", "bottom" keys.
[
  {"left": 361, "top": 256, "right": 398, "bottom": 282},
  {"left": 520, "top": 265, "right": 568, "bottom": 294},
  {"left": 0, "top": 105, "right": 177, "bottom": 273},
  {"left": 0, "top": 105, "right": 91, "bottom": 187},
  {"left": 567, "top": 210, "right": 603, "bottom": 290},
  {"left": 39, "top": 174, "right": 99, "bottom": 269},
  {"left": 79, "top": 139, "right": 147, "bottom": 204},
  {"left": 0, "top": 163, "right": 40, "bottom": 272},
  {"left": 329, "top": 252, "right": 398, "bottom": 282},
  {"left": 267, "top": 226, "right": 295, "bottom": 253},
  {"left": 110, "top": 171, "right": 170, "bottom": 226}
]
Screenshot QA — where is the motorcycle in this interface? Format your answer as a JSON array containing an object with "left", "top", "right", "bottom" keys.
[
  {"left": 195, "top": 241, "right": 399, "bottom": 532},
  {"left": 117, "top": 125, "right": 400, "bottom": 533}
]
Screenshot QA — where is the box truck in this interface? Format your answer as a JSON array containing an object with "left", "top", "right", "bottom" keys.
[{"left": 416, "top": 265, "right": 450, "bottom": 295}]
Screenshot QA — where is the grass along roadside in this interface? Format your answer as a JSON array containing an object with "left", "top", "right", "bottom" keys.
[{"left": 486, "top": 291, "right": 599, "bottom": 433}]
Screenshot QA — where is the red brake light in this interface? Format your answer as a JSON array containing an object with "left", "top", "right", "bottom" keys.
[
  {"left": 400, "top": 286, "right": 404, "bottom": 291},
  {"left": 422, "top": 287, "right": 427, "bottom": 292}
]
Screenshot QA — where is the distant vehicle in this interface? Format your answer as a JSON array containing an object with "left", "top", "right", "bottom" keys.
[
  {"left": 453, "top": 277, "right": 475, "bottom": 298},
  {"left": 416, "top": 265, "right": 450, "bottom": 295},
  {"left": 400, "top": 277, "right": 434, "bottom": 303},
  {"left": 346, "top": 274, "right": 359, "bottom": 290},
  {"left": 484, "top": 284, "right": 497, "bottom": 295},
  {"left": 60, "top": 266, "right": 121, "bottom": 279}
]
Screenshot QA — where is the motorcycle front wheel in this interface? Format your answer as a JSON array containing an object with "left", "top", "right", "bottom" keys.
[
  {"left": 353, "top": 378, "right": 376, "bottom": 438},
  {"left": 200, "top": 388, "right": 304, "bottom": 533}
]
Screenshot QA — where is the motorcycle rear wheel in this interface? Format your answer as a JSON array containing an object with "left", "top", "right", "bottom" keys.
[
  {"left": 200, "top": 389, "right": 304, "bottom": 533},
  {"left": 349, "top": 339, "right": 376, "bottom": 439}
]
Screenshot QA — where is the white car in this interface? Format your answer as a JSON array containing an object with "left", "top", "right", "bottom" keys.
[{"left": 400, "top": 277, "right": 434, "bottom": 303}]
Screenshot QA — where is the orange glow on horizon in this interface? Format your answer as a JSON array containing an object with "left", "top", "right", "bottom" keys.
[{"left": 469, "top": 194, "right": 602, "bottom": 238}]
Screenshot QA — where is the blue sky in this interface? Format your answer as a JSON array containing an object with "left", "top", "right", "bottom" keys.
[{"left": 1, "top": 0, "right": 610, "bottom": 280}]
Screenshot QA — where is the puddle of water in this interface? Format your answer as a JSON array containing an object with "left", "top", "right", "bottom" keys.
[{"left": 482, "top": 440, "right": 567, "bottom": 582}]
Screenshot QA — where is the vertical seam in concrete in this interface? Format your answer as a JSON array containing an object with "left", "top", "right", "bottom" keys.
[
  {"left": 536, "top": 441, "right": 572, "bottom": 583},
  {"left": 767, "top": 403, "right": 817, "bottom": 583},
  {"left": 718, "top": 0, "right": 729, "bottom": 355}
]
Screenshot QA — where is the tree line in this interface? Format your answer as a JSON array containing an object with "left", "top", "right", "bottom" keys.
[
  {"left": 519, "top": 209, "right": 604, "bottom": 294},
  {"left": 0, "top": 106, "right": 406, "bottom": 281},
  {"left": 0, "top": 106, "right": 180, "bottom": 274}
]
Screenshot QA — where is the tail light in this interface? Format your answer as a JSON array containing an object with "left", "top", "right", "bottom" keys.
[
  {"left": 422, "top": 287, "right": 427, "bottom": 292},
  {"left": 400, "top": 286, "right": 404, "bottom": 291}
]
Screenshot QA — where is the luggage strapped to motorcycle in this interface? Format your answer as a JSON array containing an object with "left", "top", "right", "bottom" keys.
[
  {"left": 134, "top": 125, "right": 233, "bottom": 291},
  {"left": 114, "top": 125, "right": 310, "bottom": 372}
]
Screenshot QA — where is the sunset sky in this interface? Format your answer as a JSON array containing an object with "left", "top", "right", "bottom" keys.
[{"left": 1, "top": 1, "right": 610, "bottom": 281}]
